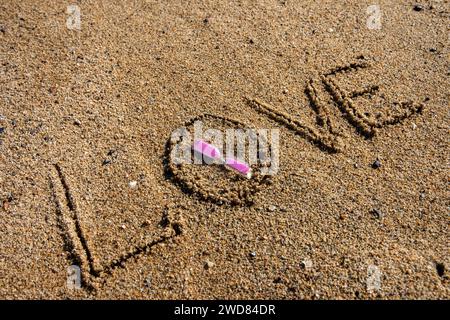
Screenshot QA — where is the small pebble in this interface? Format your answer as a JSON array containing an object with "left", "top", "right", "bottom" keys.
[
  {"left": 413, "top": 4, "right": 424, "bottom": 11},
  {"left": 282, "top": 88, "right": 289, "bottom": 95},
  {"left": 129, "top": 180, "right": 138, "bottom": 188},
  {"left": 411, "top": 123, "right": 417, "bottom": 130},
  {"left": 0, "top": 127, "right": 5, "bottom": 134},
  {"left": 300, "top": 258, "right": 313, "bottom": 270},
  {"left": 268, "top": 205, "right": 277, "bottom": 212},
  {"left": 204, "top": 260, "right": 215, "bottom": 270},
  {"left": 429, "top": 48, "right": 437, "bottom": 53},
  {"left": 73, "top": 119, "right": 81, "bottom": 126},
  {"left": 372, "top": 159, "right": 381, "bottom": 169},
  {"left": 144, "top": 276, "right": 151, "bottom": 288},
  {"left": 103, "top": 149, "right": 117, "bottom": 166},
  {"left": 120, "top": 224, "right": 126, "bottom": 230},
  {"left": 249, "top": 251, "right": 256, "bottom": 258},
  {"left": 327, "top": 28, "right": 334, "bottom": 33},
  {"left": 371, "top": 208, "right": 383, "bottom": 219}
]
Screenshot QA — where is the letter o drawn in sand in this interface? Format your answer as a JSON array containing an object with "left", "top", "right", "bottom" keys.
[{"left": 165, "top": 114, "right": 275, "bottom": 206}]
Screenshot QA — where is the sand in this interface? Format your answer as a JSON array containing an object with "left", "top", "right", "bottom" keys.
[{"left": 0, "top": 0, "right": 448, "bottom": 299}]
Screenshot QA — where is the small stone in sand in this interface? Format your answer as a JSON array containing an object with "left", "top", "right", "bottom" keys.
[
  {"left": 300, "top": 258, "right": 313, "bottom": 270},
  {"left": 268, "top": 205, "right": 277, "bottom": 212},
  {"left": 413, "top": 4, "right": 424, "bottom": 12},
  {"left": 412, "top": 123, "right": 417, "bottom": 130},
  {"left": 372, "top": 159, "right": 381, "bottom": 169},
  {"left": 129, "top": 180, "right": 138, "bottom": 188},
  {"left": 204, "top": 260, "right": 215, "bottom": 270},
  {"left": 0, "top": 127, "right": 4, "bottom": 134},
  {"left": 249, "top": 251, "right": 256, "bottom": 258},
  {"left": 103, "top": 149, "right": 118, "bottom": 165},
  {"left": 371, "top": 208, "right": 383, "bottom": 219},
  {"left": 120, "top": 224, "right": 126, "bottom": 230},
  {"left": 144, "top": 276, "right": 151, "bottom": 288}
]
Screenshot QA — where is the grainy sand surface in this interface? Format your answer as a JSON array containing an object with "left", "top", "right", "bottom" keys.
[{"left": 0, "top": 0, "right": 449, "bottom": 299}]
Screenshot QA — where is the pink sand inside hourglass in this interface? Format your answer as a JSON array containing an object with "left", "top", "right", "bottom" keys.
[{"left": 193, "top": 139, "right": 251, "bottom": 178}]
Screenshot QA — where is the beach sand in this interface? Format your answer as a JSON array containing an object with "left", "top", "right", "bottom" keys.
[{"left": 0, "top": 0, "right": 448, "bottom": 299}]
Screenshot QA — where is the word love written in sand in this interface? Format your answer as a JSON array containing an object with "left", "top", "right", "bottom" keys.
[{"left": 247, "top": 59, "right": 424, "bottom": 153}]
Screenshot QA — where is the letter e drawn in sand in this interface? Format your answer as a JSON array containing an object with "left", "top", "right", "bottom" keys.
[
  {"left": 321, "top": 59, "right": 424, "bottom": 138},
  {"left": 49, "top": 162, "right": 184, "bottom": 291}
]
